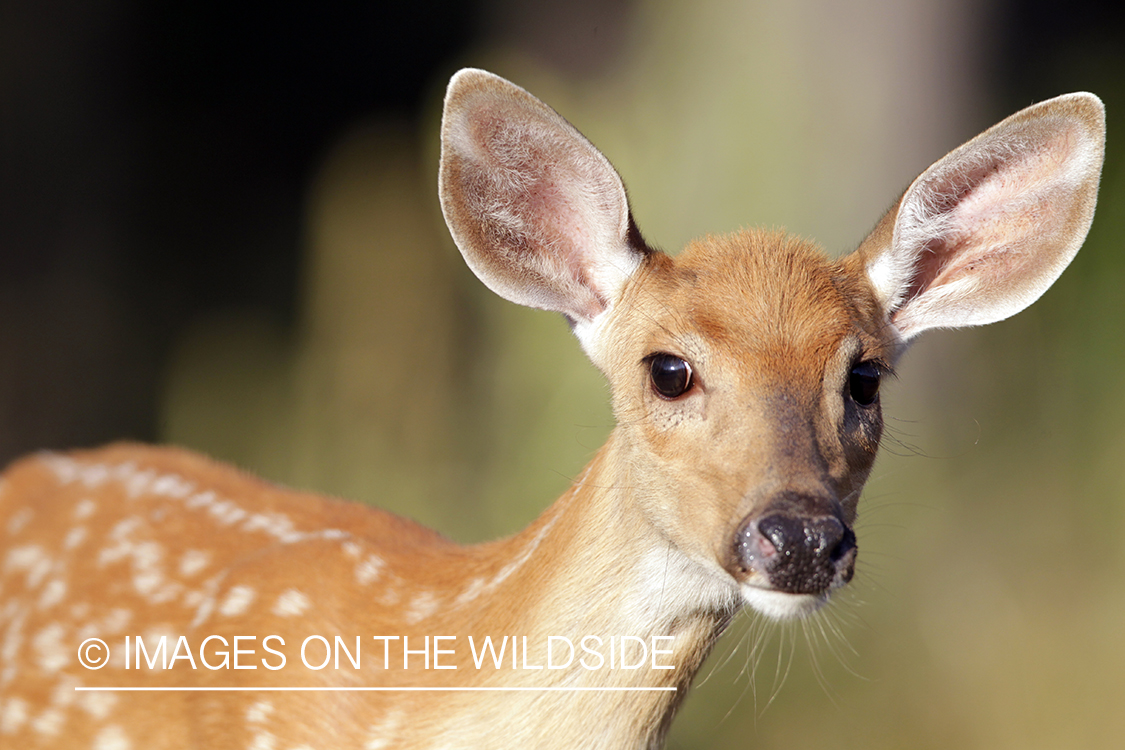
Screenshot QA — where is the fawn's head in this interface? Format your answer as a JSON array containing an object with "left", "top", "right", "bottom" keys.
[{"left": 438, "top": 69, "right": 1104, "bottom": 620}]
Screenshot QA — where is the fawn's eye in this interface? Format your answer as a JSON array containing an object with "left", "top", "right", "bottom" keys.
[
  {"left": 648, "top": 354, "right": 694, "bottom": 399},
  {"left": 848, "top": 361, "right": 881, "bottom": 406}
]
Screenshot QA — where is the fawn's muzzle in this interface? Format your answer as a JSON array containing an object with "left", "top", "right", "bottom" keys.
[{"left": 733, "top": 499, "right": 857, "bottom": 595}]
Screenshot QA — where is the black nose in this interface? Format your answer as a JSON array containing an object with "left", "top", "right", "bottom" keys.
[{"left": 745, "top": 513, "right": 856, "bottom": 595}]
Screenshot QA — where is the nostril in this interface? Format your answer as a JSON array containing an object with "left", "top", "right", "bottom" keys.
[
  {"left": 831, "top": 525, "right": 857, "bottom": 561},
  {"left": 758, "top": 514, "right": 803, "bottom": 557},
  {"left": 812, "top": 516, "right": 846, "bottom": 556}
]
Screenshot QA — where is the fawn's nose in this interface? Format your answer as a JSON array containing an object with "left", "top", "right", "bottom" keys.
[{"left": 733, "top": 502, "right": 856, "bottom": 595}]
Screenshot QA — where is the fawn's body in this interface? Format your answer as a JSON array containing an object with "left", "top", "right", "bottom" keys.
[{"left": 0, "top": 70, "right": 1105, "bottom": 748}]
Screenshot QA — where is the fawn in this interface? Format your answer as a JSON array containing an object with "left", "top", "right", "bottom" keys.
[{"left": 0, "top": 69, "right": 1105, "bottom": 749}]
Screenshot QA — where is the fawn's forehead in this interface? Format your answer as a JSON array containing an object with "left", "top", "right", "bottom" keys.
[{"left": 632, "top": 229, "right": 884, "bottom": 372}]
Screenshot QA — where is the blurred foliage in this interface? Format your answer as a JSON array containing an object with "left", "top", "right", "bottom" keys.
[{"left": 157, "top": 0, "right": 1125, "bottom": 748}]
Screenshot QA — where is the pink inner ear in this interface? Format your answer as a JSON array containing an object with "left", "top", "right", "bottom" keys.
[
  {"left": 902, "top": 125, "right": 1081, "bottom": 306},
  {"left": 455, "top": 97, "right": 628, "bottom": 320}
]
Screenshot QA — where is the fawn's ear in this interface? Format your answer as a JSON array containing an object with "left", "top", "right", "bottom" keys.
[
  {"left": 853, "top": 92, "right": 1105, "bottom": 343},
  {"left": 439, "top": 68, "right": 649, "bottom": 352}
]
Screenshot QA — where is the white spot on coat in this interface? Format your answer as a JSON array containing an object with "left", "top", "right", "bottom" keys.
[
  {"left": 33, "top": 622, "right": 68, "bottom": 673},
  {"left": 271, "top": 590, "right": 310, "bottom": 618},
  {"left": 405, "top": 591, "right": 439, "bottom": 624},
  {"left": 2, "top": 609, "right": 28, "bottom": 667},
  {"left": 219, "top": 585, "right": 256, "bottom": 618},
  {"left": 64, "top": 526, "right": 87, "bottom": 550},
  {"left": 50, "top": 674, "right": 79, "bottom": 708},
  {"left": 78, "top": 690, "right": 118, "bottom": 720},
  {"left": 190, "top": 575, "right": 225, "bottom": 629},
  {"left": 186, "top": 491, "right": 217, "bottom": 510},
  {"left": 77, "top": 608, "right": 133, "bottom": 642},
  {"left": 248, "top": 731, "right": 276, "bottom": 750},
  {"left": 246, "top": 699, "right": 273, "bottom": 724},
  {"left": 209, "top": 500, "right": 248, "bottom": 526},
  {"left": 6, "top": 508, "right": 32, "bottom": 536},
  {"left": 41, "top": 454, "right": 80, "bottom": 484},
  {"left": 93, "top": 724, "right": 132, "bottom": 750},
  {"left": 5, "top": 545, "right": 54, "bottom": 590},
  {"left": 131, "top": 542, "right": 165, "bottom": 598},
  {"left": 151, "top": 474, "right": 194, "bottom": 498},
  {"left": 355, "top": 555, "right": 385, "bottom": 585},
  {"left": 179, "top": 550, "right": 210, "bottom": 578},
  {"left": 365, "top": 709, "right": 403, "bottom": 750},
  {"left": 452, "top": 577, "right": 486, "bottom": 607},
  {"left": 0, "top": 696, "right": 29, "bottom": 734},
  {"left": 123, "top": 468, "right": 155, "bottom": 498},
  {"left": 31, "top": 707, "right": 64, "bottom": 736},
  {"left": 38, "top": 579, "right": 67, "bottom": 610}
]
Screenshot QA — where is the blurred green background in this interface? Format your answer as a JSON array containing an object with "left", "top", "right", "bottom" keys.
[{"left": 3, "top": 0, "right": 1124, "bottom": 747}]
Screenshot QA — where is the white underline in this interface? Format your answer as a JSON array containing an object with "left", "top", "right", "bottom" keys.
[{"left": 75, "top": 686, "right": 676, "bottom": 692}]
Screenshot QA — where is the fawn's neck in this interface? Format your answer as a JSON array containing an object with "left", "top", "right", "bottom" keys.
[
  {"left": 477, "top": 432, "right": 738, "bottom": 668},
  {"left": 425, "top": 432, "right": 740, "bottom": 746}
]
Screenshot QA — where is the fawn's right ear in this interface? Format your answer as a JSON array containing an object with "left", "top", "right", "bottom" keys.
[{"left": 439, "top": 69, "right": 649, "bottom": 354}]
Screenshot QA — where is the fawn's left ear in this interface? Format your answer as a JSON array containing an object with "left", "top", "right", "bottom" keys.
[
  {"left": 852, "top": 92, "right": 1105, "bottom": 343},
  {"left": 438, "top": 68, "right": 649, "bottom": 356}
]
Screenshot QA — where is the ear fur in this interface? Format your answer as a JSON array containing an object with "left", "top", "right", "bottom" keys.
[
  {"left": 856, "top": 92, "right": 1105, "bottom": 342},
  {"left": 438, "top": 69, "right": 650, "bottom": 354}
]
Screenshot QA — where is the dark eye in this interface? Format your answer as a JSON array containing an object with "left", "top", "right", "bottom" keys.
[
  {"left": 848, "top": 361, "right": 881, "bottom": 406},
  {"left": 648, "top": 354, "right": 694, "bottom": 399}
]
